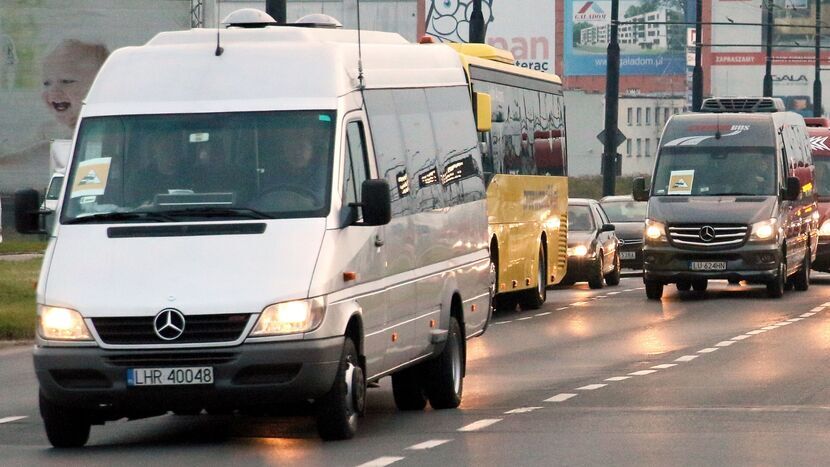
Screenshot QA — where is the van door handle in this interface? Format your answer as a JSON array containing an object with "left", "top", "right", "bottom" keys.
[{"left": 374, "top": 235, "right": 384, "bottom": 247}]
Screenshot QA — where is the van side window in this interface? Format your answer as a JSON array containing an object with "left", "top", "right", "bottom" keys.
[{"left": 343, "top": 120, "right": 369, "bottom": 208}]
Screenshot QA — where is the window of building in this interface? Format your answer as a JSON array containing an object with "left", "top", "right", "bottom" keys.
[
  {"left": 636, "top": 108, "right": 642, "bottom": 125},
  {"left": 646, "top": 108, "right": 651, "bottom": 125},
  {"left": 645, "top": 138, "right": 651, "bottom": 157},
  {"left": 627, "top": 107, "right": 632, "bottom": 126},
  {"left": 636, "top": 138, "right": 642, "bottom": 157},
  {"left": 664, "top": 107, "right": 669, "bottom": 123},
  {"left": 626, "top": 139, "right": 631, "bottom": 157}
]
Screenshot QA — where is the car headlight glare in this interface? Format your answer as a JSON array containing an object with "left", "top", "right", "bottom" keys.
[
  {"left": 250, "top": 298, "right": 325, "bottom": 337},
  {"left": 38, "top": 305, "right": 92, "bottom": 341},
  {"left": 567, "top": 245, "right": 589, "bottom": 257},
  {"left": 644, "top": 219, "right": 667, "bottom": 242},
  {"left": 750, "top": 218, "right": 777, "bottom": 241},
  {"left": 820, "top": 219, "right": 830, "bottom": 236}
]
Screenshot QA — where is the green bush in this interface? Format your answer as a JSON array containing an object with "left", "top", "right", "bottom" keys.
[{"left": 0, "top": 259, "right": 41, "bottom": 340}]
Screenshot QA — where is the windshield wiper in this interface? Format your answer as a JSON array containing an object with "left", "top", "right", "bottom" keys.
[
  {"left": 161, "top": 207, "right": 273, "bottom": 220},
  {"left": 64, "top": 211, "right": 176, "bottom": 224},
  {"left": 705, "top": 193, "right": 762, "bottom": 197}
]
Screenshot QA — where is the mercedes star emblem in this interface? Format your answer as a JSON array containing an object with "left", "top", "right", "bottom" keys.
[
  {"left": 153, "top": 308, "right": 186, "bottom": 341},
  {"left": 699, "top": 226, "right": 716, "bottom": 243}
]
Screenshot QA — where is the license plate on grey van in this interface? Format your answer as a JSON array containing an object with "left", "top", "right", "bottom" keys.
[
  {"left": 127, "top": 367, "right": 214, "bottom": 386},
  {"left": 689, "top": 261, "right": 726, "bottom": 271},
  {"left": 620, "top": 251, "right": 636, "bottom": 260}
]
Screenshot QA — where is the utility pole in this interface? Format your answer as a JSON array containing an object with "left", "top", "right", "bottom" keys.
[
  {"left": 602, "top": 0, "right": 620, "bottom": 197},
  {"left": 815, "top": 0, "right": 823, "bottom": 117},
  {"left": 265, "top": 0, "right": 287, "bottom": 24},
  {"left": 763, "top": 0, "right": 774, "bottom": 97},
  {"left": 692, "top": 0, "right": 703, "bottom": 111},
  {"left": 469, "top": 0, "right": 486, "bottom": 43}
]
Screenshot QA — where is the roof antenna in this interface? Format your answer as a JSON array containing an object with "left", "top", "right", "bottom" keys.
[
  {"left": 715, "top": 114, "right": 722, "bottom": 139},
  {"left": 215, "top": 0, "right": 224, "bottom": 56},
  {"left": 356, "top": 0, "right": 364, "bottom": 89}
]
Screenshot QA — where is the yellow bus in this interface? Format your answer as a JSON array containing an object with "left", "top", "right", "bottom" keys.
[{"left": 448, "top": 43, "right": 569, "bottom": 312}]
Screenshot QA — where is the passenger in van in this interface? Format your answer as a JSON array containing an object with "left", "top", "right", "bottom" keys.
[
  {"left": 190, "top": 140, "right": 247, "bottom": 199},
  {"left": 129, "top": 136, "right": 183, "bottom": 206}
]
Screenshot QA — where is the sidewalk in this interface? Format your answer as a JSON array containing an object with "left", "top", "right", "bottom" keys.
[{"left": 0, "top": 253, "right": 43, "bottom": 261}]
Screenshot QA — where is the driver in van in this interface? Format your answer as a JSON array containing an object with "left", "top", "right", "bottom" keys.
[{"left": 252, "top": 128, "right": 326, "bottom": 211}]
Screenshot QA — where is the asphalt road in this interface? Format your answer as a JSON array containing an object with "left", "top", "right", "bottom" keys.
[{"left": 3, "top": 274, "right": 830, "bottom": 466}]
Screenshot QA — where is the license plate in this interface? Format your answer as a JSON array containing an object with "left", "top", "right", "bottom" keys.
[
  {"left": 127, "top": 367, "right": 214, "bottom": 387},
  {"left": 620, "top": 251, "right": 636, "bottom": 260},
  {"left": 689, "top": 261, "right": 727, "bottom": 271}
]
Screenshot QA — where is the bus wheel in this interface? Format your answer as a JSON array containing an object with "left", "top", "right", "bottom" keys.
[{"left": 522, "top": 247, "right": 547, "bottom": 309}]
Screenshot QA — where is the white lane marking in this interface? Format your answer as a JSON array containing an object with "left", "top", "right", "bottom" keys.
[
  {"left": 698, "top": 348, "right": 719, "bottom": 353},
  {"left": 458, "top": 419, "right": 502, "bottom": 432},
  {"left": 557, "top": 307, "right": 569, "bottom": 311},
  {"left": 731, "top": 335, "right": 751, "bottom": 341},
  {"left": 493, "top": 321, "right": 511, "bottom": 325},
  {"left": 407, "top": 440, "right": 452, "bottom": 450},
  {"left": 517, "top": 317, "right": 533, "bottom": 321},
  {"left": 0, "top": 416, "right": 26, "bottom": 424},
  {"left": 801, "top": 312, "right": 817, "bottom": 317},
  {"left": 811, "top": 307, "right": 825, "bottom": 312},
  {"left": 625, "top": 289, "right": 636, "bottom": 292},
  {"left": 787, "top": 317, "right": 804, "bottom": 322},
  {"left": 357, "top": 457, "right": 405, "bottom": 467},
  {"left": 605, "top": 376, "right": 631, "bottom": 381},
  {"left": 772, "top": 322, "right": 791, "bottom": 327},
  {"left": 535, "top": 312, "right": 552, "bottom": 317},
  {"left": 545, "top": 393, "right": 578, "bottom": 402},
  {"left": 823, "top": 302, "right": 830, "bottom": 307},
  {"left": 746, "top": 330, "right": 766, "bottom": 335},
  {"left": 628, "top": 370, "right": 658, "bottom": 376},
  {"left": 675, "top": 355, "right": 699, "bottom": 362},
  {"left": 716, "top": 341, "right": 736, "bottom": 347},
  {"left": 652, "top": 363, "right": 678, "bottom": 369},
  {"left": 575, "top": 383, "right": 607, "bottom": 390},
  {"left": 761, "top": 326, "right": 778, "bottom": 330},
  {"left": 608, "top": 291, "right": 621, "bottom": 295},
  {"left": 570, "top": 302, "right": 587, "bottom": 306},
  {"left": 636, "top": 287, "right": 645, "bottom": 290},
  {"left": 504, "top": 407, "right": 543, "bottom": 414}
]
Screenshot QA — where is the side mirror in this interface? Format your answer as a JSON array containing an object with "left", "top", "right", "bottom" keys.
[
  {"left": 356, "top": 179, "right": 391, "bottom": 226},
  {"left": 15, "top": 189, "right": 46, "bottom": 234},
  {"left": 600, "top": 223, "right": 616, "bottom": 233},
  {"left": 632, "top": 177, "right": 649, "bottom": 201},
  {"left": 473, "top": 92, "right": 492, "bottom": 132},
  {"left": 784, "top": 176, "right": 801, "bottom": 201}
]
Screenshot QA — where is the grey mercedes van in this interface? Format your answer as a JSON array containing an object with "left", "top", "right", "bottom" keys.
[{"left": 634, "top": 97, "right": 818, "bottom": 299}]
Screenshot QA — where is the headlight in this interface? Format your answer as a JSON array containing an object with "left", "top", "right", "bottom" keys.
[
  {"left": 250, "top": 297, "right": 325, "bottom": 337},
  {"left": 820, "top": 219, "right": 830, "bottom": 236},
  {"left": 567, "top": 244, "right": 589, "bottom": 257},
  {"left": 38, "top": 305, "right": 92, "bottom": 341},
  {"left": 750, "top": 218, "right": 777, "bottom": 241},
  {"left": 644, "top": 219, "right": 667, "bottom": 243}
]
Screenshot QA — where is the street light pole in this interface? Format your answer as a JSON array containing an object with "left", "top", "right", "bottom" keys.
[
  {"left": 265, "top": 0, "right": 287, "bottom": 24},
  {"left": 692, "top": 0, "right": 703, "bottom": 111},
  {"left": 815, "top": 0, "right": 823, "bottom": 117},
  {"left": 763, "top": 0, "right": 774, "bottom": 97},
  {"left": 469, "top": 0, "right": 485, "bottom": 43},
  {"left": 602, "top": 0, "right": 620, "bottom": 197}
]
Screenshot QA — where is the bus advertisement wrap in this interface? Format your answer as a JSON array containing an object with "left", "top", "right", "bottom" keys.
[{"left": 564, "top": 0, "right": 689, "bottom": 76}]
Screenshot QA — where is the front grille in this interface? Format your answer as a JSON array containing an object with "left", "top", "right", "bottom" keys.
[
  {"left": 93, "top": 314, "right": 251, "bottom": 345},
  {"left": 668, "top": 224, "right": 748, "bottom": 249},
  {"left": 619, "top": 238, "right": 644, "bottom": 246}
]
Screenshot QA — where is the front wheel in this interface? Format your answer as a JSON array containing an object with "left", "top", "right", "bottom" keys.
[
  {"left": 792, "top": 249, "right": 810, "bottom": 291},
  {"left": 40, "top": 392, "right": 91, "bottom": 448},
  {"left": 645, "top": 280, "right": 663, "bottom": 300},
  {"left": 604, "top": 253, "right": 621, "bottom": 286},
  {"left": 692, "top": 279, "right": 708, "bottom": 292},
  {"left": 316, "top": 337, "right": 365, "bottom": 440},
  {"left": 426, "top": 317, "right": 464, "bottom": 409},
  {"left": 767, "top": 259, "right": 786, "bottom": 299},
  {"left": 588, "top": 254, "right": 605, "bottom": 289}
]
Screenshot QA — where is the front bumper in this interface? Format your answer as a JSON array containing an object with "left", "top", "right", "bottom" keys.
[
  {"left": 813, "top": 237, "right": 830, "bottom": 271},
  {"left": 642, "top": 242, "right": 780, "bottom": 284},
  {"left": 564, "top": 255, "right": 598, "bottom": 282},
  {"left": 34, "top": 336, "right": 344, "bottom": 419}
]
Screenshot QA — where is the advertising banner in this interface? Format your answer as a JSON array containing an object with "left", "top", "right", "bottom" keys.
[
  {"left": 424, "top": 0, "right": 556, "bottom": 73},
  {"left": 564, "top": 0, "right": 688, "bottom": 76},
  {"left": 0, "top": 0, "right": 189, "bottom": 195}
]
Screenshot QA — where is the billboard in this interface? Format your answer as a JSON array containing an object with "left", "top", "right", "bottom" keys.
[
  {"left": 564, "top": 0, "right": 688, "bottom": 76},
  {"left": 0, "top": 0, "right": 189, "bottom": 195},
  {"left": 424, "top": 0, "right": 556, "bottom": 73}
]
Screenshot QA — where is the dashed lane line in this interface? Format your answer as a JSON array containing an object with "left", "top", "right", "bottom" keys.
[
  {"left": 517, "top": 317, "right": 533, "bottom": 321},
  {"left": 675, "top": 355, "right": 699, "bottom": 362},
  {"left": 787, "top": 317, "right": 804, "bottom": 322},
  {"left": 715, "top": 340, "right": 736, "bottom": 346},
  {"left": 406, "top": 440, "right": 452, "bottom": 450},
  {"left": 535, "top": 312, "right": 552, "bottom": 317},
  {"left": 652, "top": 363, "right": 678, "bottom": 369},
  {"left": 0, "top": 416, "right": 26, "bottom": 424},
  {"left": 357, "top": 457, "right": 405, "bottom": 467},
  {"left": 504, "top": 407, "right": 544, "bottom": 414},
  {"left": 575, "top": 383, "right": 607, "bottom": 391},
  {"left": 810, "top": 307, "right": 825, "bottom": 312},
  {"left": 761, "top": 326, "right": 778, "bottom": 330},
  {"left": 556, "top": 307, "right": 569, "bottom": 311},
  {"left": 458, "top": 419, "right": 502, "bottom": 432},
  {"left": 698, "top": 347, "right": 719, "bottom": 353},
  {"left": 628, "top": 369, "right": 658, "bottom": 376},
  {"left": 731, "top": 335, "right": 751, "bottom": 341},
  {"left": 545, "top": 393, "right": 578, "bottom": 402},
  {"left": 746, "top": 330, "right": 767, "bottom": 335},
  {"left": 605, "top": 376, "right": 632, "bottom": 381},
  {"left": 801, "top": 312, "right": 817, "bottom": 317}
]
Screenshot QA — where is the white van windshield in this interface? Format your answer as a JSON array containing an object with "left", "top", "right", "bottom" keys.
[
  {"left": 61, "top": 111, "right": 335, "bottom": 223},
  {"left": 652, "top": 148, "right": 777, "bottom": 197}
]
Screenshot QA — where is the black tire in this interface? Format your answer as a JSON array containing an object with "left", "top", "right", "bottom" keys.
[
  {"left": 316, "top": 337, "right": 365, "bottom": 440},
  {"left": 792, "top": 249, "right": 810, "bottom": 291},
  {"left": 604, "top": 253, "right": 621, "bottom": 286},
  {"left": 676, "top": 280, "right": 691, "bottom": 292},
  {"left": 692, "top": 279, "right": 708, "bottom": 292},
  {"left": 522, "top": 247, "right": 547, "bottom": 309},
  {"left": 645, "top": 280, "right": 663, "bottom": 300},
  {"left": 767, "top": 259, "right": 786, "bottom": 299},
  {"left": 495, "top": 293, "right": 519, "bottom": 312},
  {"left": 588, "top": 254, "right": 605, "bottom": 289},
  {"left": 40, "top": 392, "right": 91, "bottom": 448},
  {"left": 426, "top": 317, "right": 464, "bottom": 410},
  {"left": 391, "top": 366, "right": 427, "bottom": 411}
]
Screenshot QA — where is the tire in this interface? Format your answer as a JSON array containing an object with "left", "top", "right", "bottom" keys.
[
  {"left": 316, "top": 337, "right": 365, "bottom": 440},
  {"left": 692, "top": 279, "right": 708, "bottom": 292},
  {"left": 495, "top": 293, "right": 519, "bottom": 312},
  {"left": 645, "top": 280, "right": 663, "bottom": 300},
  {"left": 676, "top": 280, "right": 691, "bottom": 292},
  {"left": 604, "top": 253, "right": 621, "bottom": 286},
  {"left": 426, "top": 317, "right": 464, "bottom": 410},
  {"left": 522, "top": 246, "right": 547, "bottom": 309},
  {"left": 482, "top": 258, "right": 496, "bottom": 333},
  {"left": 40, "top": 392, "right": 91, "bottom": 448},
  {"left": 588, "top": 254, "right": 605, "bottom": 289},
  {"left": 792, "top": 248, "right": 810, "bottom": 291},
  {"left": 767, "top": 259, "right": 786, "bottom": 299},
  {"left": 391, "top": 366, "right": 427, "bottom": 411}
]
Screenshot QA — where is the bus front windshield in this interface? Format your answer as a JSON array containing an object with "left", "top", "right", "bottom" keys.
[
  {"left": 61, "top": 111, "right": 335, "bottom": 223},
  {"left": 651, "top": 147, "right": 777, "bottom": 197}
]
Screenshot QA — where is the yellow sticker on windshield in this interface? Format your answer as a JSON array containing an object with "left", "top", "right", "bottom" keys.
[
  {"left": 70, "top": 157, "right": 111, "bottom": 198},
  {"left": 668, "top": 170, "right": 694, "bottom": 195}
]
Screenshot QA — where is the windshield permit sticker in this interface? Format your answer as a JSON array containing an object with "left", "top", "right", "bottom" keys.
[
  {"left": 70, "top": 157, "right": 112, "bottom": 198},
  {"left": 668, "top": 170, "right": 695, "bottom": 195}
]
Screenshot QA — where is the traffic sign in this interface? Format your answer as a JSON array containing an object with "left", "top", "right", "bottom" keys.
[{"left": 597, "top": 128, "right": 627, "bottom": 148}]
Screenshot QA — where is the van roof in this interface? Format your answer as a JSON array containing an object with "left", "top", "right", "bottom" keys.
[
  {"left": 84, "top": 26, "right": 468, "bottom": 116},
  {"left": 660, "top": 112, "right": 783, "bottom": 149}
]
